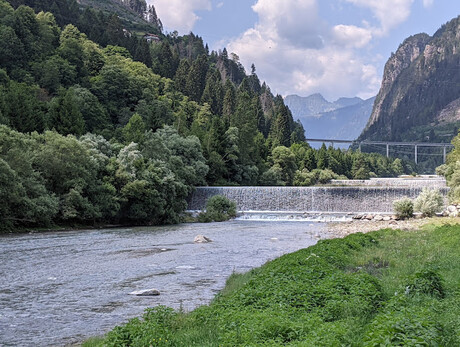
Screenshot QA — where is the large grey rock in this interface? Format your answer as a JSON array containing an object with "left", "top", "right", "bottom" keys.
[
  {"left": 129, "top": 288, "right": 160, "bottom": 296},
  {"left": 447, "top": 205, "right": 457, "bottom": 213},
  {"left": 194, "top": 235, "right": 212, "bottom": 243}
]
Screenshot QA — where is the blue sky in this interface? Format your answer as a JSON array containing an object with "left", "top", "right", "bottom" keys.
[{"left": 149, "top": 0, "right": 460, "bottom": 101}]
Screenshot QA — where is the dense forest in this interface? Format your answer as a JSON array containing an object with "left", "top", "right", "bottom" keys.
[{"left": 0, "top": 0, "right": 413, "bottom": 230}]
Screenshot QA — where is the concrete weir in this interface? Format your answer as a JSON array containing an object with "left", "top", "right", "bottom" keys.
[{"left": 187, "top": 178, "right": 449, "bottom": 214}]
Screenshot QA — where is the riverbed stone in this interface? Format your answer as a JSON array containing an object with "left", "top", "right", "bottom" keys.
[
  {"left": 129, "top": 289, "right": 160, "bottom": 296},
  {"left": 374, "top": 215, "right": 383, "bottom": 221},
  {"left": 194, "top": 235, "right": 212, "bottom": 243},
  {"left": 447, "top": 205, "right": 457, "bottom": 213},
  {"left": 383, "top": 216, "right": 391, "bottom": 221}
]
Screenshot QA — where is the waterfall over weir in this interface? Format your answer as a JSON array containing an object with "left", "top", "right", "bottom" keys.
[{"left": 187, "top": 184, "right": 449, "bottom": 215}]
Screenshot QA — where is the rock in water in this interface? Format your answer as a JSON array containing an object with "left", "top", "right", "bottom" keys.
[
  {"left": 194, "top": 235, "right": 212, "bottom": 243},
  {"left": 129, "top": 289, "right": 160, "bottom": 296}
]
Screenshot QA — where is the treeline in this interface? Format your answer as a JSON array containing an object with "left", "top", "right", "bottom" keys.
[{"left": 261, "top": 143, "right": 413, "bottom": 186}]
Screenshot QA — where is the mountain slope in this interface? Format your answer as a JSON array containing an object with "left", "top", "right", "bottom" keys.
[
  {"left": 359, "top": 15, "right": 460, "bottom": 143},
  {"left": 284, "top": 93, "right": 364, "bottom": 118},
  {"left": 284, "top": 93, "right": 374, "bottom": 142}
]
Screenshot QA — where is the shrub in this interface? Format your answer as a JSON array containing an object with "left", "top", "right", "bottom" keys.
[
  {"left": 198, "top": 195, "right": 237, "bottom": 222},
  {"left": 316, "top": 168, "right": 338, "bottom": 184},
  {"left": 364, "top": 301, "right": 442, "bottom": 346},
  {"left": 405, "top": 268, "right": 445, "bottom": 299},
  {"left": 393, "top": 197, "right": 414, "bottom": 219},
  {"left": 414, "top": 188, "right": 444, "bottom": 217},
  {"left": 293, "top": 169, "right": 316, "bottom": 186},
  {"left": 435, "top": 164, "right": 448, "bottom": 177}
]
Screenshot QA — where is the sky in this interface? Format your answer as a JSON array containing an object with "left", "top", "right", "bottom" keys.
[{"left": 148, "top": 0, "right": 460, "bottom": 101}]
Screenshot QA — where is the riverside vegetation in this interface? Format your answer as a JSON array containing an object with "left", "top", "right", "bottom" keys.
[
  {"left": 84, "top": 222, "right": 460, "bottom": 346},
  {"left": 0, "top": 0, "right": 415, "bottom": 232}
]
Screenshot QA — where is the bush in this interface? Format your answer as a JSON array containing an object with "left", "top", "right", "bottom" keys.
[
  {"left": 198, "top": 195, "right": 237, "bottom": 222},
  {"left": 414, "top": 188, "right": 444, "bottom": 217},
  {"left": 435, "top": 164, "right": 448, "bottom": 177},
  {"left": 293, "top": 169, "right": 316, "bottom": 186},
  {"left": 393, "top": 197, "right": 414, "bottom": 219},
  {"left": 316, "top": 168, "right": 338, "bottom": 184},
  {"left": 405, "top": 268, "right": 445, "bottom": 299}
]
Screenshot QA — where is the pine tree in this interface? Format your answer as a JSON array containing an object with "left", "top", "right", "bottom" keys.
[
  {"left": 186, "top": 54, "right": 208, "bottom": 102},
  {"left": 222, "top": 79, "right": 236, "bottom": 125},
  {"left": 174, "top": 58, "right": 190, "bottom": 94},
  {"left": 48, "top": 88, "right": 85, "bottom": 136}
]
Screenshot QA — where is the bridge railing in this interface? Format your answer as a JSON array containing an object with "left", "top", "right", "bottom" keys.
[{"left": 305, "top": 138, "right": 454, "bottom": 164}]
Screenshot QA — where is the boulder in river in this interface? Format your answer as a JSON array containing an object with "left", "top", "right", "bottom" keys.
[
  {"left": 129, "top": 288, "right": 160, "bottom": 296},
  {"left": 194, "top": 235, "right": 212, "bottom": 243}
]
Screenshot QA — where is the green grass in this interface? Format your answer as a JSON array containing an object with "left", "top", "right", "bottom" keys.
[{"left": 87, "top": 223, "right": 460, "bottom": 346}]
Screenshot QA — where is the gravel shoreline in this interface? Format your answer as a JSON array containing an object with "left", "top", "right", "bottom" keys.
[{"left": 325, "top": 216, "right": 460, "bottom": 239}]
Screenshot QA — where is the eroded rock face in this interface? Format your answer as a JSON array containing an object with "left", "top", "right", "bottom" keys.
[
  {"left": 194, "top": 235, "right": 212, "bottom": 243},
  {"left": 129, "top": 289, "right": 160, "bottom": 296},
  {"left": 364, "top": 33, "right": 430, "bottom": 136},
  {"left": 359, "top": 15, "right": 460, "bottom": 142}
]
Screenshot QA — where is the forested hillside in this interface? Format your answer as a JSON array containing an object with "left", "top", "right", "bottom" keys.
[{"left": 0, "top": 0, "right": 410, "bottom": 230}]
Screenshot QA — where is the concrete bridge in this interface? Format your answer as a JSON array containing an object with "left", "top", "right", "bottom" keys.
[{"left": 305, "top": 138, "right": 454, "bottom": 164}]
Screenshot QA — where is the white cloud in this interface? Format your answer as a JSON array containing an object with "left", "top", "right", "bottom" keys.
[
  {"left": 216, "top": 2, "right": 224, "bottom": 9},
  {"left": 149, "top": 0, "right": 212, "bottom": 33},
  {"left": 226, "top": 0, "right": 381, "bottom": 100},
  {"left": 344, "top": 0, "right": 414, "bottom": 35},
  {"left": 422, "top": 0, "right": 434, "bottom": 8},
  {"left": 332, "top": 25, "right": 373, "bottom": 48}
]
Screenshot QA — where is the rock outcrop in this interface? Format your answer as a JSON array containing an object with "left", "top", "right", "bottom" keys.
[{"left": 359, "top": 15, "right": 460, "bottom": 143}]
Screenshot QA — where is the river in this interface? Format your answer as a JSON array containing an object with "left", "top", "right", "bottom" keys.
[{"left": 0, "top": 221, "right": 327, "bottom": 346}]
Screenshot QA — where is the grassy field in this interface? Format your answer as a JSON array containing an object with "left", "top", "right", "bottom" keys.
[{"left": 85, "top": 222, "right": 460, "bottom": 346}]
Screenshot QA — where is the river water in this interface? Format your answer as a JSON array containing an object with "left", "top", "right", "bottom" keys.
[{"left": 0, "top": 221, "right": 327, "bottom": 346}]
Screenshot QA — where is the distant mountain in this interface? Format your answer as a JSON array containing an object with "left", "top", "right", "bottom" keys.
[
  {"left": 359, "top": 15, "right": 460, "bottom": 143},
  {"left": 284, "top": 93, "right": 375, "bottom": 142}
]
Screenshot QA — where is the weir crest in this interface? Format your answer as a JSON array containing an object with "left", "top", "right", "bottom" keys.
[{"left": 187, "top": 178, "right": 448, "bottom": 215}]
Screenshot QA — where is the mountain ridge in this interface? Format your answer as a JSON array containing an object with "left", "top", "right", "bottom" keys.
[
  {"left": 359, "top": 15, "right": 460, "bottom": 143},
  {"left": 284, "top": 93, "right": 374, "bottom": 142}
]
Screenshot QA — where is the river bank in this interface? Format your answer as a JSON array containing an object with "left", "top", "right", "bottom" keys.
[
  {"left": 87, "top": 218, "right": 460, "bottom": 346},
  {"left": 326, "top": 215, "right": 460, "bottom": 237}
]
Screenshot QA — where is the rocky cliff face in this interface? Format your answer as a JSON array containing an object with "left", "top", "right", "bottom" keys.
[{"left": 359, "top": 15, "right": 460, "bottom": 142}]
